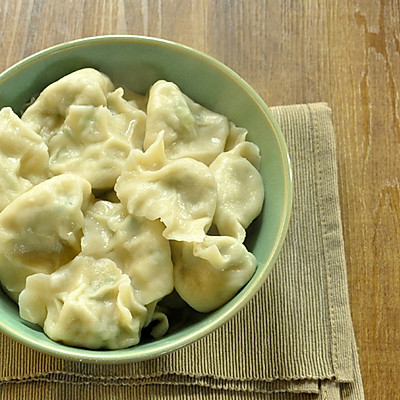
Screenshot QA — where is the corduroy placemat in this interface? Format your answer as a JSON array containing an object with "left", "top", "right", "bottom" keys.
[{"left": 0, "top": 103, "right": 364, "bottom": 399}]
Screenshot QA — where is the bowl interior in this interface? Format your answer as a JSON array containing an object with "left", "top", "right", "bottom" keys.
[{"left": 0, "top": 36, "right": 292, "bottom": 362}]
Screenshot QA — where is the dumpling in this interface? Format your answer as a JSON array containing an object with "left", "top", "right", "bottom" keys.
[
  {"left": 22, "top": 69, "right": 146, "bottom": 189},
  {"left": 0, "top": 174, "right": 92, "bottom": 301},
  {"left": 46, "top": 101, "right": 143, "bottom": 189},
  {"left": 81, "top": 200, "right": 173, "bottom": 305},
  {"left": 19, "top": 255, "right": 147, "bottom": 350},
  {"left": 144, "top": 80, "right": 229, "bottom": 165},
  {"left": 0, "top": 107, "right": 49, "bottom": 211},
  {"left": 209, "top": 142, "right": 264, "bottom": 242},
  {"left": 115, "top": 131, "right": 218, "bottom": 242},
  {"left": 171, "top": 235, "right": 257, "bottom": 313},
  {"left": 21, "top": 68, "right": 114, "bottom": 140}
]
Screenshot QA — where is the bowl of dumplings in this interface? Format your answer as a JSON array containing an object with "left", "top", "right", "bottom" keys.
[{"left": 0, "top": 36, "right": 292, "bottom": 362}]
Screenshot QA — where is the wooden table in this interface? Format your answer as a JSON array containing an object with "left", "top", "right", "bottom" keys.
[{"left": 1, "top": 1, "right": 398, "bottom": 398}]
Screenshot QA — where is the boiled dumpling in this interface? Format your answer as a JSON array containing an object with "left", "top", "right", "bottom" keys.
[
  {"left": 0, "top": 174, "right": 92, "bottom": 301},
  {"left": 171, "top": 235, "right": 257, "bottom": 313},
  {"left": 21, "top": 68, "right": 114, "bottom": 140},
  {"left": 81, "top": 200, "right": 173, "bottom": 305},
  {"left": 47, "top": 101, "right": 143, "bottom": 189},
  {"left": 115, "top": 131, "right": 218, "bottom": 242},
  {"left": 22, "top": 69, "right": 146, "bottom": 189},
  {"left": 209, "top": 142, "right": 264, "bottom": 242},
  {"left": 144, "top": 80, "right": 229, "bottom": 165},
  {"left": 19, "top": 255, "right": 147, "bottom": 349},
  {"left": 0, "top": 107, "right": 49, "bottom": 211}
]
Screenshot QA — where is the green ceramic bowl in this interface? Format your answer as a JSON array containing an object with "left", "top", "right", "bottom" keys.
[{"left": 0, "top": 35, "right": 292, "bottom": 363}]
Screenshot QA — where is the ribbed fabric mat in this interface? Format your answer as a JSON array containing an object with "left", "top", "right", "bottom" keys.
[{"left": 0, "top": 103, "right": 364, "bottom": 399}]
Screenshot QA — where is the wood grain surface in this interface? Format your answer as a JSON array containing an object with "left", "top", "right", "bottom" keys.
[{"left": 0, "top": 1, "right": 399, "bottom": 398}]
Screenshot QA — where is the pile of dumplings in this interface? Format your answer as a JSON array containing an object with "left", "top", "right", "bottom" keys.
[{"left": 0, "top": 69, "right": 264, "bottom": 350}]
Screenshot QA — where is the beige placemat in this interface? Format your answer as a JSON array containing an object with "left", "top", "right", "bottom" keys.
[{"left": 0, "top": 103, "right": 364, "bottom": 399}]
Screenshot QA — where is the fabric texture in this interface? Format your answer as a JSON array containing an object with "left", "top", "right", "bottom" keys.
[{"left": 0, "top": 103, "right": 364, "bottom": 399}]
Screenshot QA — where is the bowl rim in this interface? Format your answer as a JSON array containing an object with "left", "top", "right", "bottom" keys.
[{"left": 0, "top": 35, "right": 293, "bottom": 363}]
